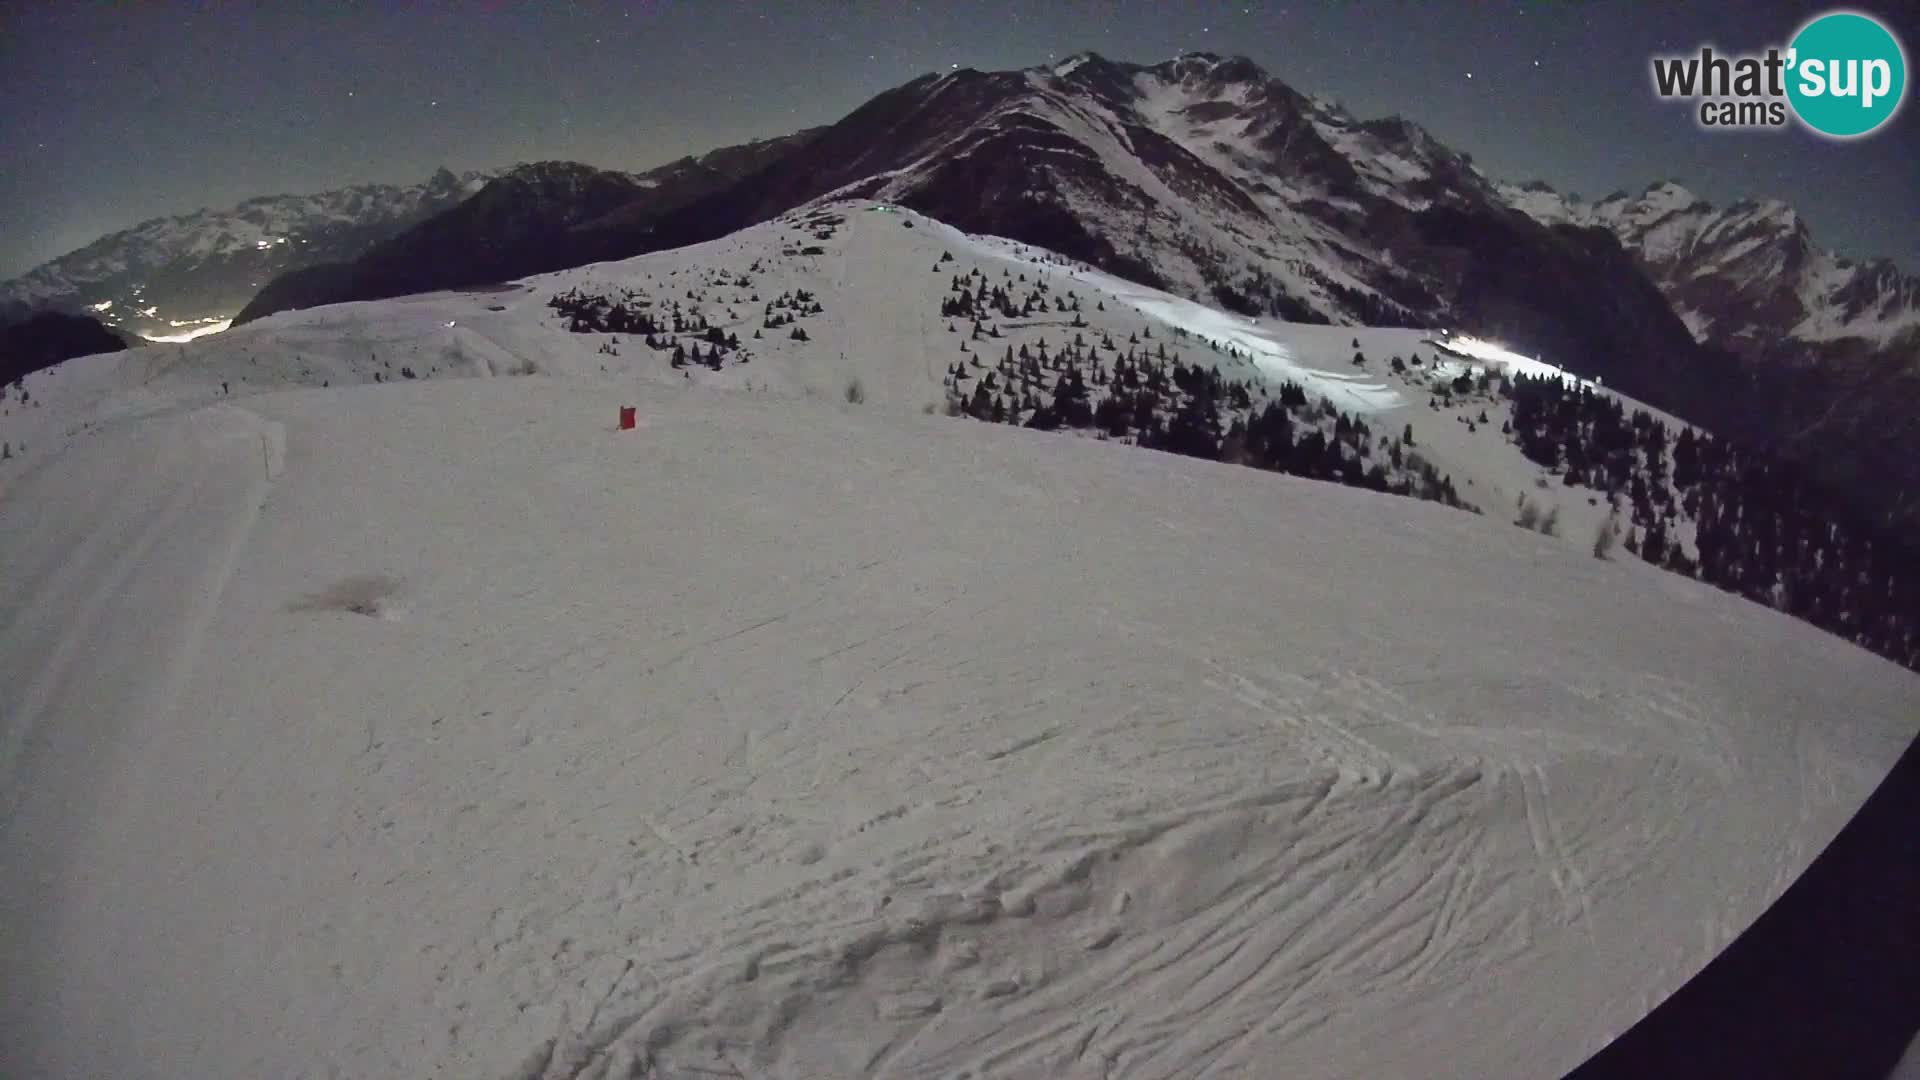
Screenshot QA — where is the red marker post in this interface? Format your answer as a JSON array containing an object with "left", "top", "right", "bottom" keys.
[{"left": 618, "top": 406, "right": 636, "bottom": 430}]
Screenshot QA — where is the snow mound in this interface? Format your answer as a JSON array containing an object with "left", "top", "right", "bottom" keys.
[{"left": 2, "top": 375, "right": 1913, "bottom": 1079}]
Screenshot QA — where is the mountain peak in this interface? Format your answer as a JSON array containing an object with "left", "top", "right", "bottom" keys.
[
  {"left": 1155, "top": 51, "right": 1269, "bottom": 85},
  {"left": 1723, "top": 198, "right": 1809, "bottom": 247},
  {"left": 1740, "top": 197, "right": 1797, "bottom": 222},
  {"left": 1047, "top": 51, "right": 1107, "bottom": 77},
  {"left": 501, "top": 160, "right": 606, "bottom": 182},
  {"left": 1641, "top": 179, "right": 1702, "bottom": 206},
  {"left": 423, "top": 167, "right": 468, "bottom": 200}
]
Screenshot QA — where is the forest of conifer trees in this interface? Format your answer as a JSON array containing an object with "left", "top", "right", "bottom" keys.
[{"left": 1504, "top": 373, "right": 1919, "bottom": 671}]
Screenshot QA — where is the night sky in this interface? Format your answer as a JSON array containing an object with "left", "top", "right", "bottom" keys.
[{"left": 3, "top": 1, "right": 1915, "bottom": 279}]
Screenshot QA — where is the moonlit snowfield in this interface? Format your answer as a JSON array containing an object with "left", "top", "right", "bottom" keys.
[{"left": 1, "top": 204, "right": 1915, "bottom": 1079}]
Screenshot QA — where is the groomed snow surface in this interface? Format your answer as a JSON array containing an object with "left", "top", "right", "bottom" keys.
[
  {"left": 4, "top": 379, "right": 1914, "bottom": 1079},
  {"left": 2, "top": 204, "right": 1916, "bottom": 1079}
]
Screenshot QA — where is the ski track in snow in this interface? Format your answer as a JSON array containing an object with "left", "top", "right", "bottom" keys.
[
  {"left": 0, "top": 205, "right": 1915, "bottom": 1080},
  {"left": 0, "top": 405, "right": 282, "bottom": 823}
]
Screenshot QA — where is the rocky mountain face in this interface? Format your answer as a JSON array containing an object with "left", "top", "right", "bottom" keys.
[
  {"left": 637, "top": 52, "right": 1509, "bottom": 318},
  {"left": 0, "top": 169, "right": 488, "bottom": 338},
  {"left": 1502, "top": 179, "right": 1920, "bottom": 526},
  {"left": 1501, "top": 179, "right": 1920, "bottom": 350},
  {"left": 234, "top": 131, "right": 821, "bottom": 325}
]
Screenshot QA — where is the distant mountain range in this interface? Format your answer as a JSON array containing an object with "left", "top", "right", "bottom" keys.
[
  {"left": 233, "top": 132, "right": 818, "bottom": 325},
  {"left": 5, "top": 51, "right": 1916, "bottom": 524},
  {"left": 0, "top": 169, "right": 488, "bottom": 339},
  {"left": 1500, "top": 179, "right": 1920, "bottom": 351}
]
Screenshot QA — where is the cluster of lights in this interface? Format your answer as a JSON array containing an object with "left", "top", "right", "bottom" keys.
[
  {"left": 1436, "top": 333, "right": 1533, "bottom": 366},
  {"left": 142, "top": 319, "right": 232, "bottom": 344}
]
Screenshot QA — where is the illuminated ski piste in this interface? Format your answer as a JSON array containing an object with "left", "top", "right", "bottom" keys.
[{"left": 1431, "top": 332, "right": 1601, "bottom": 389}]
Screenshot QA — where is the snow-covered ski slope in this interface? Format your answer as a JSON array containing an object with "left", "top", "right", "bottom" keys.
[
  {"left": 2, "top": 202, "right": 1916, "bottom": 1079},
  {"left": 4, "top": 376, "right": 1913, "bottom": 1080}
]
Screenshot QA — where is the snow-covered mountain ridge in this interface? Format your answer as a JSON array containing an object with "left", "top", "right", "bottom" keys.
[
  {"left": 0, "top": 168, "right": 492, "bottom": 338},
  {"left": 232, "top": 132, "right": 822, "bottom": 327},
  {"left": 238, "top": 50, "right": 1688, "bottom": 371},
  {"left": 0, "top": 202, "right": 1607, "bottom": 550},
  {"left": 1499, "top": 178, "right": 1920, "bottom": 350},
  {"left": 10, "top": 200, "right": 1915, "bottom": 673},
  {"left": 822, "top": 51, "right": 1502, "bottom": 322}
]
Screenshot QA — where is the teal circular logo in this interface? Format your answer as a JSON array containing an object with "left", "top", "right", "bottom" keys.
[{"left": 1786, "top": 11, "right": 1907, "bottom": 137}]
